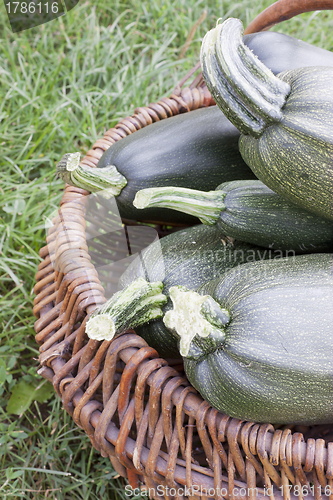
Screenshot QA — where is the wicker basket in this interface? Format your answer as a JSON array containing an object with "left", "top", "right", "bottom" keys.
[{"left": 34, "top": 2, "right": 333, "bottom": 498}]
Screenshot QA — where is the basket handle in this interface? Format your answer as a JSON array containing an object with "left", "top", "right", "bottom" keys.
[{"left": 244, "top": 0, "right": 333, "bottom": 34}]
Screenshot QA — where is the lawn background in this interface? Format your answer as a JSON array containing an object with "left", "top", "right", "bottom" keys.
[{"left": 1, "top": 0, "right": 333, "bottom": 498}]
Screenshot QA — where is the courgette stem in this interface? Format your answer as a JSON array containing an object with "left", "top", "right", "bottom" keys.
[
  {"left": 56, "top": 152, "right": 127, "bottom": 198},
  {"left": 133, "top": 186, "right": 226, "bottom": 225},
  {"left": 85, "top": 277, "right": 167, "bottom": 341},
  {"left": 163, "top": 286, "right": 230, "bottom": 358},
  {"left": 200, "top": 18, "right": 291, "bottom": 137}
]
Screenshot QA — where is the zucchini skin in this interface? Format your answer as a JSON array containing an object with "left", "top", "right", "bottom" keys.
[
  {"left": 200, "top": 19, "right": 333, "bottom": 221},
  {"left": 184, "top": 254, "right": 333, "bottom": 424},
  {"left": 133, "top": 180, "right": 333, "bottom": 252},
  {"left": 244, "top": 31, "right": 333, "bottom": 75},
  {"left": 239, "top": 67, "right": 333, "bottom": 221},
  {"left": 97, "top": 106, "right": 255, "bottom": 223},
  {"left": 119, "top": 224, "right": 282, "bottom": 358},
  {"left": 216, "top": 180, "right": 333, "bottom": 252}
]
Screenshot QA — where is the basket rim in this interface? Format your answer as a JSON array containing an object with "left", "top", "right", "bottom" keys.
[
  {"left": 33, "top": 0, "right": 333, "bottom": 494},
  {"left": 33, "top": 84, "right": 332, "bottom": 497}
]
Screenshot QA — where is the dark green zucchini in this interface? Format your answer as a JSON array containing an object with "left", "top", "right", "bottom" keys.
[
  {"left": 244, "top": 31, "right": 333, "bottom": 75},
  {"left": 95, "top": 106, "right": 257, "bottom": 223},
  {"left": 133, "top": 180, "right": 333, "bottom": 252},
  {"left": 57, "top": 106, "right": 256, "bottom": 224},
  {"left": 201, "top": 18, "right": 333, "bottom": 221},
  {"left": 164, "top": 253, "right": 333, "bottom": 424},
  {"left": 85, "top": 224, "right": 283, "bottom": 358}
]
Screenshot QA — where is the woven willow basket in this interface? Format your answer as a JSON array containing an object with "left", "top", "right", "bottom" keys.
[{"left": 34, "top": 1, "right": 333, "bottom": 498}]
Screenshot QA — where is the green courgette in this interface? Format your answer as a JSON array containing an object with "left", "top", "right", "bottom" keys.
[
  {"left": 244, "top": 31, "right": 333, "bottom": 75},
  {"left": 201, "top": 18, "right": 333, "bottom": 221},
  {"left": 164, "top": 253, "right": 333, "bottom": 424},
  {"left": 133, "top": 180, "right": 333, "bottom": 252},
  {"left": 57, "top": 106, "right": 256, "bottom": 223},
  {"left": 85, "top": 224, "right": 283, "bottom": 358}
]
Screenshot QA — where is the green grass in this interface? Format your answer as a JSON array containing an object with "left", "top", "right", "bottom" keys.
[{"left": 1, "top": 0, "right": 333, "bottom": 498}]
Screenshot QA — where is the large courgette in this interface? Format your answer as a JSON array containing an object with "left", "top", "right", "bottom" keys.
[
  {"left": 244, "top": 31, "right": 333, "bottom": 75},
  {"left": 133, "top": 180, "right": 333, "bottom": 252},
  {"left": 201, "top": 18, "right": 333, "bottom": 221},
  {"left": 85, "top": 225, "right": 283, "bottom": 358},
  {"left": 164, "top": 253, "right": 333, "bottom": 424},
  {"left": 57, "top": 106, "right": 255, "bottom": 223}
]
